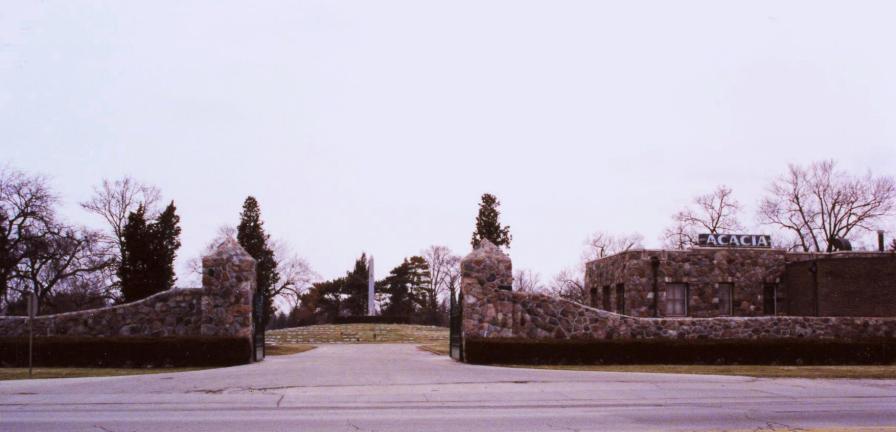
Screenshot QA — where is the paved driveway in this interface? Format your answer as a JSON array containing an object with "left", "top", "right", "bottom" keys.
[{"left": 2, "top": 344, "right": 895, "bottom": 431}]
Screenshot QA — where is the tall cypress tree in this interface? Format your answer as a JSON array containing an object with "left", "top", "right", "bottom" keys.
[
  {"left": 471, "top": 193, "right": 512, "bottom": 249},
  {"left": 119, "top": 205, "right": 151, "bottom": 302},
  {"left": 237, "top": 196, "right": 279, "bottom": 328},
  {"left": 150, "top": 201, "right": 181, "bottom": 291},
  {"left": 341, "top": 253, "right": 369, "bottom": 316},
  {"left": 119, "top": 202, "right": 182, "bottom": 302}
]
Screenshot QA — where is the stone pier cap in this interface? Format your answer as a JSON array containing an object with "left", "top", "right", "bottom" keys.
[{"left": 461, "top": 240, "right": 513, "bottom": 296}]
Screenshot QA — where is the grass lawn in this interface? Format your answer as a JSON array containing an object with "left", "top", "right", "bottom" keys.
[
  {"left": 420, "top": 342, "right": 896, "bottom": 379},
  {"left": 418, "top": 342, "right": 450, "bottom": 356},
  {"left": 265, "top": 344, "right": 316, "bottom": 356},
  {"left": 509, "top": 364, "right": 896, "bottom": 379},
  {"left": 0, "top": 367, "right": 205, "bottom": 381}
]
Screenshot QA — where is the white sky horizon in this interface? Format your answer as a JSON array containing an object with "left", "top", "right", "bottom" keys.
[{"left": 2, "top": 1, "right": 895, "bottom": 286}]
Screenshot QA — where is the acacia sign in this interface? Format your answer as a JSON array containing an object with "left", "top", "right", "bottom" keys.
[{"left": 698, "top": 233, "right": 771, "bottom": 248}]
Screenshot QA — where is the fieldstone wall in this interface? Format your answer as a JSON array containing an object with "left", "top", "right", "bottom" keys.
[
  {"left": 585, "top": 248, "right": 785, "bottom": 318},
  {"left": 0, "top": 238, "right": 256, "bottom": 339},
  {"left": 461, "top": 244, "right": 896, "bottom": 346}
]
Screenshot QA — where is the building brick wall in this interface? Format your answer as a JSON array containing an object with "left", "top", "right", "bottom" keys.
[{"left": 784, "top": 255, "right": 896, "bottom": 317}]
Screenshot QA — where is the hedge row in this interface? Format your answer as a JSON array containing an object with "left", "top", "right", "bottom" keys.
[
  {"left": 0, "top": 336, "right": 253, "bottom": 368},
  {"left": 333, "top": 316, "right": 410, "bottom": 325},
  {"left": 463, "top": 337, "right": 896, "bottom": 365}
]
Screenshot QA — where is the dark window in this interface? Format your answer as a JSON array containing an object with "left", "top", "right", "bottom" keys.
[
  {"left": 602, "top": 286, "right": 611, "bottom": 310},
  {"left": 718, "top": 283, "right": 733, "bottom": 315},
  {"left": 665, "top": 284, "right": 688, "bottom": 316},
  {"left": 615, "top": 284, "right": 625, "bottom": 314},
  {"left": 763, "top": 284, "right": 777, "bottom": 315},
  {"left": 589, "top": 287, "right": 598, "bottom": 307}
]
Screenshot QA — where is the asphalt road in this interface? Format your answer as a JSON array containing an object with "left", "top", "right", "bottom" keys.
[{"left": 2, "top": 344, "right": 895, "bottom": 431}]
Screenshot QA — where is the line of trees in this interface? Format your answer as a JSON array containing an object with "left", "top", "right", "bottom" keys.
[
  {"left": 518, "top": 160, "right": 896, "bottom": 304},
  {"left": 274, "top": 193, "right": 507, "bottom": 328},
  {"left": 0, "top": 168, "right": 184, "bottom": 315}
]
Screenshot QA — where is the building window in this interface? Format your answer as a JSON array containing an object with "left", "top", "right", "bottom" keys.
[
  {"left": 665, "top": 284, "right": 688, "bottom": 316},
  {"left": 589, "top": 287, "right": 598, "bottom": 308},
  {"left": 763, "top": 284, "right": 777, "bottom": 315},
  {"left": 718, "top": 283, "right": 733, "bottom": 315},
  {"left": 602, "top": 286, "right": 611, "bottom": 310},
  {"left": 615, "top": 284, "right": 625, "bottom": 314}
]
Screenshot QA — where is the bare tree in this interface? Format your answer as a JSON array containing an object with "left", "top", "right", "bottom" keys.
[
  {"left": 0, "top": 167, "right": 58, "bottom": 310},
  {"left": 270, "top": 239, "right": 319, "bottom": 310},
  {"left": 541, "top": 231, "right": 643, "bottom": 304},
  {"left": 582, "top": 231, "right": 645, "bottom": 262},
  {"left": 759, "top": 160, "right": 896, "bottom": 252},
  {"left": 513, "top": 269, "right": 543, "bottom": 293},
  {"left": 81, "top": 176, "right": 161, "bottom": 259},
  {"left": 182, "top": 228, "right": 319, "bottom": 312},
  {"left": 422, "top": 245, "right": 461, "bottom": 304},
  {"left": 662, "top": 185, "right": 744, "bottom": 249},
  {"left": 10, "top": 225, "right": 112, "bottom": 313},
  {"left": 544, "top": 267, "right": 587, "bottom": 304},
  {"left": 181, "top": 225, "right": 236, "bottom": 287}
]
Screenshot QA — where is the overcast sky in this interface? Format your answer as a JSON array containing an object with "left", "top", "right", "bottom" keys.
[{"left": 2, "top": 1, "right": 895, "bottom": 285}]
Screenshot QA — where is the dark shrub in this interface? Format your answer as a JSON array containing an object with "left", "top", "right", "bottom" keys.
[
  {"left": 463, "top": 337, "right": 896, "bottom": 365},
  {"left": 0, "top": 336, "right": 252, "bottom": 367}
]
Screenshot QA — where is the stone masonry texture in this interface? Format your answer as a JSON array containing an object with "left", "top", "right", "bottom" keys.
[
  {"left": 0, "top": 238, "right": 256, "bottom": 339},
  {"left": 585, "top": 248, "right": 896, "bottom": 318},
  {"left": 462, "top": 244, "right": 896, "bottom": 345}
]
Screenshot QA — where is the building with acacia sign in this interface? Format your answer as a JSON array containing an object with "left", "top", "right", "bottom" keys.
[{"left": 584, "top": 235, "right": 896, "bottom": 318}]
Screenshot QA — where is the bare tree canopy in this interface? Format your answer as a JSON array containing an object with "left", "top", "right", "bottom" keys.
[
  {"left": 0, "top": 167, "right": 58, "bottom": 306},
  {"left": 81, "top": 176, "right": 161, "bottom": 255},
  {"left": 543, "top": 231, "right": 643, "bottom": 304},
  {"left": 544, "top": 267, "right": 587, "bottom": 304},
  {"left": 422, "top": 245, "right": 461, "bottom": 303},
  {"left": 759, "top": 160, "right": 896, "bottom": 252},
  {"left": 1, "top": 166, "right": 114, "bottom": 314},
  {"left": 513, "top": 269, "right": 543, "bottom": 293},
  {"left": 270, "top": 239, "right": 319, "bottom": 310},
  {"left": 183, "top": 227, "right": 319, "bottom": 312},
  {"left": 582, "top": 231, "right": 645, "bottom": 262},
  {"left": 663, "top": 185, "right": 744, "bottom": 249}
]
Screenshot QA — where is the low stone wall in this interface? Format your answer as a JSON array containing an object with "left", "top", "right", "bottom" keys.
[
  {"left": 0, "top": 238, "right": 256, "bottom": 340},
  {"left": 465, "top": 290, "right": 896, "bottom": 341},
  {"left": 461, "top": 242, "right": 896, "bottom": 349},
  {"left": 0, "top": 289, "right": 203, "bottom": 337}
]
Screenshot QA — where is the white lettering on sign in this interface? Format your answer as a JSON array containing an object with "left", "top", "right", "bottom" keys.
[{"left": 698, "top": 234, "right": 772, "bottom": 248}]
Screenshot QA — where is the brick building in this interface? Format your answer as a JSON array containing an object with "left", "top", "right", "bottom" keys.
[{"left": 584, "top": 248, "right": 896, "bottom": 318}]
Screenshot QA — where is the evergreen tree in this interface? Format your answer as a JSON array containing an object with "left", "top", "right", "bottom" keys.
[
  {"left": 379, "top": 260, "right": 413, "bottom": 317},
  {"left": 471, "top": 193, "right": 512, "bottom": 249},
  {"left": 341, "top": 253, "right": 369, "bottom": 316},
  {"left": 149, "top": 201, "right": 181, "bottom": 291},
  {"left": 119, "top": 205, "right": 151, "bottom": 302},
  {"left": 237, "top": 196, "right": 279, "bottom": 328},
  {"left": 119, "top": 202, "right": 182, "bottom": 302},
  {"left": 379, "top": 256, "right": 431, "bottom": 319}
]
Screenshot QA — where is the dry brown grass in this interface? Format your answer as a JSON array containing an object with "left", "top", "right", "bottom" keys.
[
  {"left": 418, "top": 342, "right": 450, "bottom": 356},
  {"left": 264, "top": 344, "right": 316, "bottom": 356},
  {"left": 506, "top": 364, "right": 896, "bottom": 379},
  {"left": 0, "top": 367, "right": 205, "bottom": 381}
]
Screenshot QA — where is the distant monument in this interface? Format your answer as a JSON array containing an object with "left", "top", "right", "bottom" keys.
[{"left": 367, "top": 255, "right": 376, "bottom": 315}]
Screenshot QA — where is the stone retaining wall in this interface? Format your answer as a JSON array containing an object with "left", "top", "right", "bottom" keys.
[
  {"left": 461, "top": 242, "right": 896, "bottom": 347},
  {"left": 0, "top": 238, "right": 256, "bottom": 340}
]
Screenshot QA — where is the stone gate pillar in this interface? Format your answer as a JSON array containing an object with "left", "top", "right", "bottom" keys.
[
  {"left": 201, "top": 237, "right": 256, "bottom": 339},
  {"left": 460, "top": 240, "right": 512, "bottom": 338}
]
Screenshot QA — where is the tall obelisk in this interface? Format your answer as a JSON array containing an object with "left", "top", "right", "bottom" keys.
[{"left": 367, "top": 255, "right": 376, "bottom": 315}]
